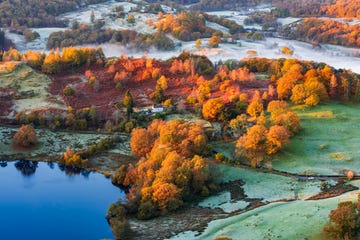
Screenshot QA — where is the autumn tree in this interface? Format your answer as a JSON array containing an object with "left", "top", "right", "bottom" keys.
[
  {"left": 62, "top": 46, "right": 82, "bottom": 67},
  {"left": 267, "top": 100, "right": 289, "bottom": 121},
  {"left": 127, "top": 14, "right": 135, "bottom": 24},
  {"left": 152, "top": 84, "right": 164, "bottom": 103},
  {"left": 13, "top": 125, "right": 38, "bottom": 147},
  {"left": 323, "top": 199, "right": 360, "bottom": 240},
  {"left": 208, "top": 35, "right": 221, "bottom": 48},
  {"left": 275, "top": 111, "right": 301, "bottom": 136},
  {"left": 108, "top": 64, "right": 116, "bottom": 73},
  {"left": 202, "top": 98, "right": 225, "bottom": 121},
  {"left": 236, "top": 124, "right": 267, "bottom": 167},
  {"left": 114, "top": 71, "right": 128, "bottom": 84},
  {"left": 277, "top": 64, "right": 303, "bottom": 99},
  {"left": 229, "top": 114, "right": 248, "bottom": 137},
  {"left": 329, "top": 74, "right": 339, "bottom": 98},
  {"left": 266, "top": 125, "right": 290, "bottom": 154},
  {"left": 290, "top": 84, "right": 307, "bottom": 104},
  {"left": 42, "top": 49, "right": 62, "bottom": 74},
  {"left": 195, "top": 38, "right": 202, "bottom": 48},
  {"left": 281, "top": 46, "right": 293, "bottom": 55},
  {"left": 157, "top": 75, "right": 168, "bottom": 90},
  {"left": 130, "top": 128, "right": 156, "bottom": 157},
  {"left": 152, "top": 182, "right": 182, "bottom": 211},
  {"left": 60, "top": 148, "right": 88, "bottom": 167},
  {"left": 113, "top": 119, "right": 216, "bottom": 219},
  {"left": 123, "top": 90, "right": 134, "bottom": 116},
  {"left": 246, "top": 91, "right": 263, "bottom": 118},
  {"left": 22, "top": 50, "right": 44, "bottom": 69}
]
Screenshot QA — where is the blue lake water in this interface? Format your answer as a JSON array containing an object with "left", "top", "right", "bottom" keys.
[{"left": 0, "top": 161, "right": 124, "bottom": 240}]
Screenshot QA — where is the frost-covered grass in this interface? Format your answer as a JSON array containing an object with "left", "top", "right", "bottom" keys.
[
  {"left": 174, "top": 190, "right": 359, "bottom": 240},
  {"left": 272, "top": 102, "right": 360, "bottom": 175},
  {"left": 0, "top": 62, "right": 66, "bottom": 115},
  {"left": 59, "top": 0, "right": 137, "bottom": 25},
  {"left": 218, "top": 164, "right": 326, "bottom": 202},
  {"left": 277, "top": 17, "right": 301, "bottom": 25},
  {"left": 104, "top": 12, "right": 157, "bottom": 34},
  {"left": 5, "top": 6, "right": 360, "bottom": 75},
  {"left": 205, "top": 21, "right": 229, "bottom": 34},
  {"left": 0, "top": 127, "right": 108, "bottom": 158},
  {"left": 198, "top": 191, "right": 249, "bottom": 213},
  {"left": 93, "top": 36, "right": 360, "bottom": 74}
]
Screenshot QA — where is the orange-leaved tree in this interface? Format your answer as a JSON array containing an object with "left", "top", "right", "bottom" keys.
[
  {"left": 115, "top": 119, "right": 216, "bottom": 219},
  {"left": 13, "top": 125, "right": 38, "bottom": 147}
]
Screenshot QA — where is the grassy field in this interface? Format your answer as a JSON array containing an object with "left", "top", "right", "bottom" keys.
[
  {"left": 175, "top": 189, "right": 359, "bottom": 240},
  {"left": 271, "top": 102, "right": 360, "bottom": 175},
  {"left": 218, "top": 164, "right": 326, "bottom": 202},
  {"left": 0, "top": 61, "right": 66, "bottom": 114}
]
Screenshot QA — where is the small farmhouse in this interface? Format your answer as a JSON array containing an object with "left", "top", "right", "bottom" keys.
[{"left": 151, "top": 105, "right": 166, "bottom": 113}]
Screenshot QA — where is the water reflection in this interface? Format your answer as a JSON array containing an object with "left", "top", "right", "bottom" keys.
[
  {"left": 47, "top": 162, "right": 55, "bottom": 169},
  {"left": 0, "top": 161, "right": 7, "bottom": 168},
  {"left": 14, "top": 160, "right": 38, "bottom": 176},
  {"left": 0, "top": 161, "right": 122, "bottom": 239},
  {"left": 13, "top": 160, "right": 92, "bottom": 178},
  {"left": 58, "top": 164, "right": 91, "bottom": 178}
]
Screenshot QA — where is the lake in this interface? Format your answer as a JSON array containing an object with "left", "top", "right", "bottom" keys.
[{"left": 0, "top": 160, "right": 124, "bottom": 240}]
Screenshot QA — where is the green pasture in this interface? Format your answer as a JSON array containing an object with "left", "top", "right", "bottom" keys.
[{"left": 272, "top": 102, "right": 360, "bottom": 175}]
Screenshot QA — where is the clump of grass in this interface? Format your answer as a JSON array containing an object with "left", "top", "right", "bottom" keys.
[
  {"left": 329, "top": 152, "right": 352, "bottom": 161},
  {"left": 305, "top": 111, "right": 335, "bottom": 119},
  {"left": 319, "top": 144, "right": 328, "bottom": 150}
]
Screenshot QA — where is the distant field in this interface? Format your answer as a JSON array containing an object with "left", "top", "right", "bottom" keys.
[{"left": 271, "top": 102, "right": 360, "bottom": 175}]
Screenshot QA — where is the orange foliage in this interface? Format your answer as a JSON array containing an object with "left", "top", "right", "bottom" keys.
[
  {"left": 275, "top": 111, "right": 301, "bottom": 135},
  {"left": 13, "top": 125, "right": 38, "bottom": 147},
  {"left": 246, "top": 91, "right": 263, "bottom": 118},
  {"left": 267, "top": 100, "right": 289, "bottom": 120},
  {"left": 266, "top": 125, "right": 290, "bottom": 154},
  {"left": 236, "top": 124, "right": 267, "bottom": 167},
  {"left": 277, "top": 64, "right": 303, "bottom": 99},
  {"left": 116, "top": 119, "right": 214, "bottom": 217},
  {"left": 202, "top": 98, "right": 225, "bottom": 121},
  {"left": 130, "top": 128, "right": 156, "bottom": 157},
  {"left": 152, "top": 182, "right": 182, "bottom": 210}
]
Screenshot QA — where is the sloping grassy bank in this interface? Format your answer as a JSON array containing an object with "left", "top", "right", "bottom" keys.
[{"left": 272, "top": 102, "right": 360, "bottom": 175}]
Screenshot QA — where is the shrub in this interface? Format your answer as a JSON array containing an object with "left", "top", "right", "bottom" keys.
[
  {"left": 215, "top": 153, "right": 226, "bottom": 162},
  {"left": 60, "top": 148, "right": 88, "bottom": 167},
  {"left": 347, "top": 170, "right": 355, "bottom": 180},
  {"left": 109, "top": 218, "right": 132, "bottom": 240},
  {"left": 208, "top": 35, "right": 221, "bottom": 48},
  {"left": 13, "top": 125, "right": 38, "bottom": 147},
  {"left": 137, "top": 200, "right": 157, "bottom": 220},
  {"left": 106, "top": 202, "right": 132, "bottom": 239},
  {"left": 115, "top": 82, "right": 122, "bottom": 90},
  {"left": 63, "top": 85, "right": 74, "bottom": 96},
  {"left": 88, "top": 76, "right": 96, "bottom": 84},
  {"left": 106, "top": 203, "right": 127, "bottom": 220},
  {"left": 281, "top": 46, "right": 293, "bottom": 55}
]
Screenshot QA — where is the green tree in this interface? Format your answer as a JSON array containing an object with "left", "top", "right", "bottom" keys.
[
  {"left": 153, "top": 84, "right": 164, "bottom": 103},
  {"left": 123, "top": 90, "right": 134, "bottom": 118}
]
